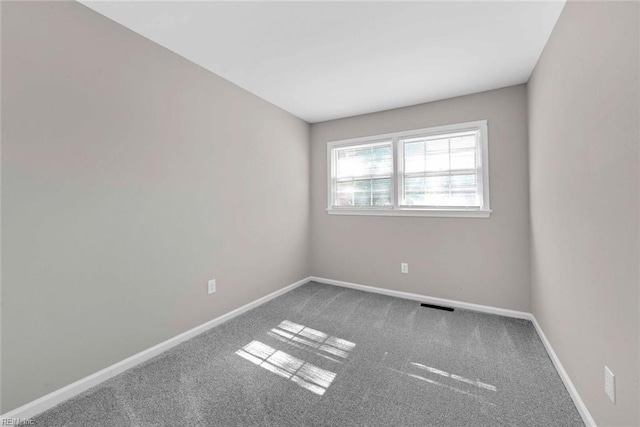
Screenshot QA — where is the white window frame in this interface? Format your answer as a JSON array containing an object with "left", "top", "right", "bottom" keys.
[{"left": 326, "top": 120, "right": 491, "bottom": 218}]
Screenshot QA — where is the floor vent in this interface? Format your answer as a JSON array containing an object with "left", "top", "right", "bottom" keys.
[{"left": 420, "top": 303, "right": 454, "bottom": 312}]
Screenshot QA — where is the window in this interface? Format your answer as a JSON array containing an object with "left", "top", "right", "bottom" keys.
[
  {"left": 332, "top": 141, "right": 393, "bottom": 208},
  {"left": 327, "top": 120, "right": 490, "bottom": 217}
]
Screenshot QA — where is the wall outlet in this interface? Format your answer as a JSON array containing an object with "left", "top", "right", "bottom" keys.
[
  {"left": 604, "top": 366, "right": 615, "bottom": 403},
  {"left": 401, "top": 263, "right": 409, "bottom": 274},
  {"left": 208, "top": 279, "right": 217, "bottom": 295}
]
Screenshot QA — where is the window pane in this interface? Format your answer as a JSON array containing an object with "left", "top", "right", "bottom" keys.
[
  {"left": 425, "top": 175, "right": 450, "bottom": 190},
  {"left": 372, "top": 178, "right": 392, "bottom": 206},
  {"left": 450, "top": 134, "right": 477, "bottom": 150},
  {"left": 404, "top": 176, "right": 425, "bottom": 206},
  {"left": 450, "top": 149, "right": 475, "bottom": 170},
  {"left": 404, "top": 141, "right": 425, "bottom": 173},
  {"left": 353, "top": 180, "right": 371, "bottom": 207},
  {"left": 425, "top": 152, "right": 449, "bottom": 172},
  {"left": 335, "top": 182, "right": 354, "bottom": 207},
  {"left": 371, "top": 145, "right": 392, "bottom": 175},
  {"left": 450, "top": 174, "right": 476, "bottom": 188},
  {"left": 426, "top": 138, "right": 449, "bottom": 152},
  {"left": 424, "top": 138, "right": 449, "bottom": 172},
  {"left": 336, "top": 142, "right": 392, "bottom": 179},
  {"left": 335, "top": 178, "right": 391, "bottom": 207}
]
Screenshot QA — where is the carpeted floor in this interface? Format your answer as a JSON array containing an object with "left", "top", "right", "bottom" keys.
[{"left": 33, "top": 282, "right": 583, "bottom": 426}]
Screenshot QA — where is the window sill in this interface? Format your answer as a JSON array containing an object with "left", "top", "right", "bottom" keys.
[{"left": 326, "top": 208, "right": 492, "bottom": 218}]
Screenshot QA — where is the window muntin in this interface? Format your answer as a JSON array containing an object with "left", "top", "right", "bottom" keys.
[{"left": 327, "top": 121, "right": 490, "bottom": 218}]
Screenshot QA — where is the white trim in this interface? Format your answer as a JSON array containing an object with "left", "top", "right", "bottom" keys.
[
  {"left": 309, "top": 276, "right": 529, "bottom": 319},
  {"left": 530, "top": 316, "right": 597, "bottom": 427},
  {"left": 0, "top": 276, "right": 312, "bottom": 421},
  {"left": 327, "top": 208, "right": 492, "bottom": 218},
  {"left": 310, "top": 275, "right": 596, "bottom": 427}
]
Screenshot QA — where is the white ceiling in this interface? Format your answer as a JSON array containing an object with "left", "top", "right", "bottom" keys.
[{"left": 81, "top": 1, "right": 565, "bottom": 123}]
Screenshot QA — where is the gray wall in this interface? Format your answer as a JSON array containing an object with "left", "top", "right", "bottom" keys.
[
  {"left": 528, "top": 1, "right": 639, "bottom": 426},
  {"left": 1, "top": 1, "right": 309, "bottom": 412},
  {"left": 310, "top": 85, "right": 531, "bottom": 312}
]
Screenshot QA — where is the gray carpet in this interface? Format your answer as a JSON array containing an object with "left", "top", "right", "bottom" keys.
[{"left": 33, "top": 282, "right": 583, "bottom": 426}]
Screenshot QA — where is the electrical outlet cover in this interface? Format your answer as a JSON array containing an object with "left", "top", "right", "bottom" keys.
[
  {"left": 604, "top": 366, "right": 615, "bottom": 403},
  {"left": 208, "top": 279, "right": 216, "bottom": 295}
]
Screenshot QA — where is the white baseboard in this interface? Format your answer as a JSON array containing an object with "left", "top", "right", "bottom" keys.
[
  {"left": 309, "top": 276, "right": 531, "bottom": 319},
  {"left": 0, "top": 276, "right": 312, "bottom": 421},
  {"left": 309, "top": 276, "right": 596, "bottom": 426},
  {"left": 530, "top": 316, "right": 597, "bottom": 427},
  {"left": 3, "top": 275, "right": 595, "bottom": 427}
]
